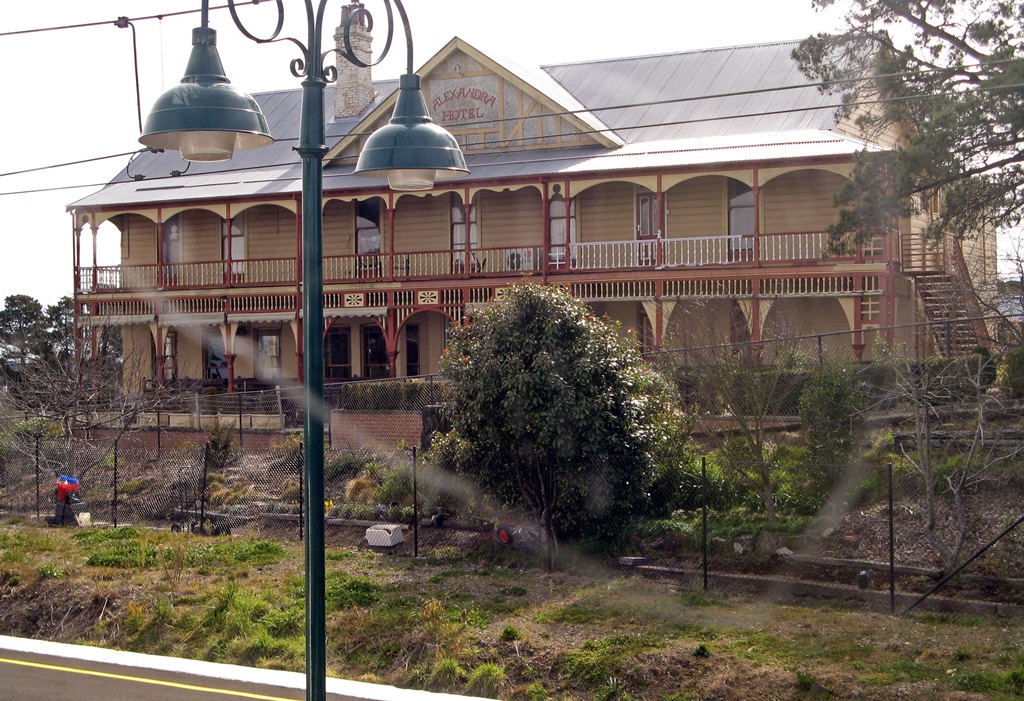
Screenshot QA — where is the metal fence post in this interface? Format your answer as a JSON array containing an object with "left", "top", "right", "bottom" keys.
[
  {"left": 276, "top": 386, "right": 284, "bottom": 430},
  {"left": 195, "top": 394, "right": 202, "bottom": 431},
  {"left": 298, "top": 442, "right": 304, "bottom": 542},
  {"left": 156, "top": 411, "right": 162, "bottom": 459},
  {"left": 412, "top": 446, "right": 419, "bottom": 558},
  {"left": 701, "top": 455, "right": 709, "bottom": 591},
  {"left": 199, "top": 443, "right": 210, "bottom": 534},
  {"left": 34, "top": 436, "right": 41, "bottom": 520},
  {"left": 112, "top": 438, "right": 120, "bottom": 528},
  {"left": 237, "top": 392, "right": 244, "bottom": 449},
  {"left": 888, "top": 462, "right": 895, "bottom": 615}
]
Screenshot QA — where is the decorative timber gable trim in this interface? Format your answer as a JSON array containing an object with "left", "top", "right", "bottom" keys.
[{"left": 326, "top": 37, "right": 622, "bottom": 165}]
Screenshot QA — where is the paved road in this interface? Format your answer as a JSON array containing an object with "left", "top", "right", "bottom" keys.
[
  {"left": 0, "top": 635, "right": 479, "bottom": 701},
  {"left": 0, "top": 647, "right": 305, "bottom": 701}
]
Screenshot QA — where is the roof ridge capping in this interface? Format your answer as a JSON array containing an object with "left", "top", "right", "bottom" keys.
[{"left": 541, "top": 39, "right": 806, "bottom": 70}]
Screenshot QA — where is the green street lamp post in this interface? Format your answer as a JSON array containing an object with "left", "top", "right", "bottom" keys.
[{"left": 139, "top": 3, "right": 468, "bottom": 700}]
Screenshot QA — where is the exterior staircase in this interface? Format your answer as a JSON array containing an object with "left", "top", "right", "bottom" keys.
[
  {"left": 910, "top": 237, "right": 989, "bottom": 357},
  {"left": 914, "top": 273, "right": 982, "bottom": 356}
]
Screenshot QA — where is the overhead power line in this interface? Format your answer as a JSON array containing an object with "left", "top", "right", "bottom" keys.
[
  {"left": 0, "top": 153, "right": 141, "bottom": 179},
  {"left": 3, "top": 77, "right": 1020, "bottom": 198},
  {"left": 0, "top": 1, "right": 263, "bottom": 38},
  {"left": 2, "top": 7, "right": 1022, "bottom": 197},
  {"left": 8, "top": 65, "right": 1023, "bottom": 194}
]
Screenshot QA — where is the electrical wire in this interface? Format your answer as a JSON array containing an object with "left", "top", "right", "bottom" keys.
[
  {"left": 0, "top": 1, "right": 263, "bottom": 38},
  {"left": 9, "top": 68, "right": 1022, "bottom": 195},
  {"left": 2, "top": 7, "right": 1022, "bottom": 196},
  {"left": 0, "top": 153, "right": 141, "bottom": 179},
  {"left": 7, "top": 74, "right": 1016, "bottom": 198}
]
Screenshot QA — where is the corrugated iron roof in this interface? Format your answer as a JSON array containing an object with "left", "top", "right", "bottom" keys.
[
  {"left": 484, "top": 47, "right": 622, "bottom": 146},
  {"left": 541, "top": 41, "right": 839, "bottom": 143},
  {"left": 71, "top": 130, "right": 880, "bottom": 209}
]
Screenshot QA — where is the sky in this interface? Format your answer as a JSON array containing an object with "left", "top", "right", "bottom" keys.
[{"left": 0, "top": 0, "right": 851, "bottom": 307}]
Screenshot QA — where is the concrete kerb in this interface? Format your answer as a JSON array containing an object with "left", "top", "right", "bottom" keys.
[{"left": 0, "top": 635, "right": 491, "bottom": 701}]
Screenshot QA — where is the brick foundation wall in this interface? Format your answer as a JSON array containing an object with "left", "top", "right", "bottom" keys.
[{"left": 329, "top": 411, "right": 422, "bottom": 450}]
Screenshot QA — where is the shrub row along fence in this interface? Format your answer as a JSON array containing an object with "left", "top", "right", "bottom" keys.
[
  {"left": 0, "top": 435, "right": 424, "bottom": 533},
  {"left": 5, "top": 431, "right": 1023, "bottom": 610}
]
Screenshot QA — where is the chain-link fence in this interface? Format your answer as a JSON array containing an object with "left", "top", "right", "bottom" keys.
[
  {"left": 0, "top": 434, "right": 425, "bottom": 533},
  {"left": 135, "top": 375, "right": 445, "bottom": 451}
]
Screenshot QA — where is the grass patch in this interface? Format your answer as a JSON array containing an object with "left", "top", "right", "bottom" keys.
[
  {"left": 466, "top": 662, "right": 506, "bottom": 697},
  {"left": 184, "top": 540, "right": 286, "bottom": 572},
  {"left": 4, "top": 522, "right": 1024, "bottom": 700},
  {"left": 85, "top": 541, "right": 158, "bottom": 569},
  {"left": 325, "top": 571, "right": 384, "bottom": 611},
  {"left": 0, "top": 528, "right": 57, "bottom": 551},
  {"left": 73, "top": 526, "right": 148, "bottom": 544},
  {"left": 560, "top": 633, "right": 664, "bottom": 686},
  {"left": 535, "top": 600, "right": 611, "bottom": 625}
]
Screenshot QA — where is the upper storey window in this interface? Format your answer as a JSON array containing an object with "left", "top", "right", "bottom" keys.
[
  {"left": 549, "top": 185, "right": 576, "bottom": 266},
  {"left": 728, "top": 181, "right": 755, "bottom": 236},
  {"left": 728, "top": 180, "right": 755, "bottom": 260},
  {"left": 450, "top": 193, "right": 479, "bottom": 251},
  {"left": 356, "top": 199, "right": 382, "bottom": 255},
  {"left": 222, "top": 217, "right": 243, "bottom": 274},
  {"left": 162, "top": 214, "right": 182, "bottom": 265}
]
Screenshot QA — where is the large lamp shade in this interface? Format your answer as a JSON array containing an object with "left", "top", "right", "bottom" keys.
[
  {"left": 140, "top": 27, "right": 272, "bottom": 162},
  {"left": 354, "top": 74, "right": 468, "bottom": 191}
]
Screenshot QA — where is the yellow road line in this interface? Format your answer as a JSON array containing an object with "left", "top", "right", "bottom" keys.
[{"left": 0, "top": 656, "right": 297, "bottom": 701}]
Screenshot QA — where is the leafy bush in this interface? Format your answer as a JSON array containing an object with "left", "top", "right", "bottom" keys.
[
  {"left": 998, "top": 346, "right": 1024, "bottom": 399},
  {"left": 799, "top": 364, "right": 865, "bottom": 467},
  {"left": 374, "top": 462, "right": 412, "bottom": 505},
  {"left": 499, "top": 625, "right": 523, "bottom": 641},
  {"left": 324, "top": 451, "right": 369, "bottom": 483},
  {"left": 37, "top": 563, "right": 65, "bottom": 579},
  {"left": 439, "top": 283, "right": 673, "bottom": 542},
  {"left": 119, "top": 478, "right": 150, "bottom": 497}
]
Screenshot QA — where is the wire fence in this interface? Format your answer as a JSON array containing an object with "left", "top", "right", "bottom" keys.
[
  {"left": 88, "top": 314, "right": 1020, "bottom": 455},
  {"left": 0, "top": 434, "right": 423, "bottom": 533}
]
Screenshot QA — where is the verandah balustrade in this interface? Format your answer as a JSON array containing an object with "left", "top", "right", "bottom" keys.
[{"left": 76, "top": 230, "right": 868, "bottom": 293}]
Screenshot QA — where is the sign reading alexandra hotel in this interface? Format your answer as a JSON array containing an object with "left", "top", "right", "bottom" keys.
[
  {"left": 432, "top": 86, "right": 497, "bottom": 122},
  {"left": 429, "top": 75, "right": 502, "bottom": 128}
]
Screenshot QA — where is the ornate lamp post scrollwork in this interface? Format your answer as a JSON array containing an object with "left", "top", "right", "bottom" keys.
[{"left": 139, "top": 3, "right": 468, "bottom": 700}]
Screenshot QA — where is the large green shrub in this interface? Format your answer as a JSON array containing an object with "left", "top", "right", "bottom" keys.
[
  {"left": 437, "top": 283, "right": 674, "bottom": 543},
  {"left": 799, "top": 364, "right": 865, "bottom": 466}
]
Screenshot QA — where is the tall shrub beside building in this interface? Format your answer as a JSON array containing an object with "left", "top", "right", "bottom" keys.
[{"left": 434, "top": 284, "right": 672, "bottom": 555}]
